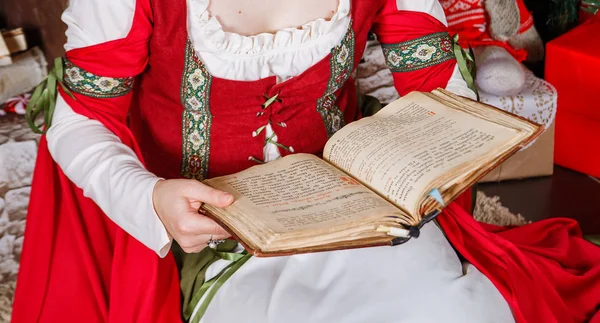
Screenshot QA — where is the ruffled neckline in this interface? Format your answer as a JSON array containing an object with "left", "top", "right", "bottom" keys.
[{"left": 187, "top": 0, "right": 351, "bottom": 56}]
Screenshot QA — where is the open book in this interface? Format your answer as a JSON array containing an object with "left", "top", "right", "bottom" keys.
[{"left": 203, "top": 89, "right": 543, "bottom": 256}]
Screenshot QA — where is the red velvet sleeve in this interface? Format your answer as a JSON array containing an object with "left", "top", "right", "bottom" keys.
[
  {"left": 372, "top": 2, "right": 458, "bottom": 96},
  {"left": 61, "top": 0, "right": 153, "bottom": 150}
]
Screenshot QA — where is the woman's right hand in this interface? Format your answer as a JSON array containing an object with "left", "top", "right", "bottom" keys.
[{"left": 152, "top": 179, "right": 235, "bottom": 253}]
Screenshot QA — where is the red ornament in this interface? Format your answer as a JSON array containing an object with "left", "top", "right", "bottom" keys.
[{"left": 3, "top": 93, "right": 31, "bottom": 115}]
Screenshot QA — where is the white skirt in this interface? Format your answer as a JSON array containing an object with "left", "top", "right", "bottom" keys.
[{"left": 197, "top": 223, "right": 514, "bottom": 323}]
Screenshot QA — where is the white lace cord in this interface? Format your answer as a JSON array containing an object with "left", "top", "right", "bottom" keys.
[
  {"left": 248, "top": 93, "right": 294, "bottom": 164},
  {"left": 265, "top": 132, "right": 294, "bottom": 153}
]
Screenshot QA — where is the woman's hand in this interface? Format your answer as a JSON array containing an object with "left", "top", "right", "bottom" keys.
[{"left": 152, "top": 179, "right": 234, "bottom": 253}]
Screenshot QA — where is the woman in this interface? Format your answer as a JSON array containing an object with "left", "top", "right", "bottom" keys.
[{"left": 13, "top": 0, "right": 600, "bottom": 322}]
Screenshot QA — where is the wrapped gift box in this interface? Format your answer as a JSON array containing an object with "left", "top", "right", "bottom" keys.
[
  {"left": 481, "top": 122, "right": 555, "bottom": 182},
  {"left": 1, "top": 28, "right": 28, "bottom": 54},
  {"left": 479, "top": 68, "right": 558, "bottom": 182},
  {"left": 0, "top": 35, "right": 11, "bottom": 66},
  {"left": 546, "top": 17, "right": 600, "bottom": 178}
]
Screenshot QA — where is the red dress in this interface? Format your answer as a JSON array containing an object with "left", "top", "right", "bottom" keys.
[{"left": 13, "top": 0, "right": 600, "bottom": 322}]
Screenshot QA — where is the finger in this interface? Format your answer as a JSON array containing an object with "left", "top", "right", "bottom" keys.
[
  {"left": 191, "top": 200, "right": 202, "bottom": 211},
  {"left": 185, "top": 181, "right": 234, "bottom": 207},
  {"left": 179, "top": 231, "right": 230, "bottom": 250},
  {"left": 177, "top": 232, "right": 230, "bottom": 254},
  {"left": 176, "top": 212, "right": 231, "bottom": 237},
  {"left": 207, "top": 219, "right": 231, "bottom": 238}
]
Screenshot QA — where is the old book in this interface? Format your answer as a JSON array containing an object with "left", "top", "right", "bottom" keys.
[{"left": 203, "top": 89, "right": 543, "bottom": 257}]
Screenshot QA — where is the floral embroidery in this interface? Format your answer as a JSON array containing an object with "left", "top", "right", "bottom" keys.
[
  {"left": 63, "top": 59, "right": 135, "bottom": 98},
  {"left": 188, "top": 69, "right": 206, "bottom": 91},
  {"left": 319, "top": 94, "right": 345, "bottom": 135},
  {"left": 316, "top": 22, "right": 354, "bottom": 138},
  {"left": 412, "top": 44, "right": 437, "bottom": 61},
  {"left": 181, "top": 41, "right": 213, "bottom": 181},
  {"left": 94, "top": 77, "right": 120, "bottom": 92},
  {"left": 382, "top": 32, "right": 455, "bottom": 73}
]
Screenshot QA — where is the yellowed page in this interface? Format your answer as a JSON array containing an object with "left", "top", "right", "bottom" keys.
[
  {"left": 323, "top": 92, "right": 521, "bottom": 216},
  {"left": 204, "top": 154, "right": 406, "bottom": 237}
]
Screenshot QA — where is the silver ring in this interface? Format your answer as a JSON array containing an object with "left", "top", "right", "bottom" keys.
[{"left": 208, "top": 234, "right": 225, "bottom": 249}]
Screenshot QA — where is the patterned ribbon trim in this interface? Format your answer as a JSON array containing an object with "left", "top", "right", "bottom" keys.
[
  {"left": 186, "top": 250, "right": 252, "bottom": 323},
  {"left": 25, "top": 57, "right": 75, "bottom": 134},
  {"left": 181, "top": 41, "right": 213, "bottom": 181},
  {"left": 382, "top": 32, "right": 455, "bottom": 73},
  {"left": 316, "top": 21, "right": 354, "bottom": 138},
  {"left": 63, "top": 59, "right": 135, "bottom": 99}
]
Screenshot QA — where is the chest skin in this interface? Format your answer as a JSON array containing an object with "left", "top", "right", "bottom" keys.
[{"left": 207, "top": 0, "right": 340, "bottom": 36}]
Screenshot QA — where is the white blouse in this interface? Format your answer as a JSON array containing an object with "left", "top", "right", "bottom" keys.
[{"left": 50, "top": 0, "right": 475, "bottom": 256}]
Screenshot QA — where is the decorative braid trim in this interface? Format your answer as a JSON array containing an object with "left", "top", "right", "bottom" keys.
[
  {"left": 180, "top": 41, "right": 213, "bottom": 181},
  {"left": 316, "top": 21, "right": 354, "bottom": 138},
  {"left": 381, "top": 32, "right": 455, "bottom": 73},
  {"left": 63, "top": 58, "right": 135, "bottom": 98}
]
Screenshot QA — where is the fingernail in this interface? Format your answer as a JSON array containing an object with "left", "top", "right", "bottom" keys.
[{"left": 221, "top": 193, "right": 234, "bottom": 204}]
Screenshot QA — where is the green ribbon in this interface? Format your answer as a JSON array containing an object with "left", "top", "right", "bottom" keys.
[
  {"left": 262, "top": 93, "right": 280, "bottom": 109},
  {"left": 265, "top": 132, "right": 294, "bottom": 152},
  {"left": 25, "top": 57, "right": 75, "bottom": 134},
  {"left": 452, "top": 34, "right": 479, "bottom": 100},
  {"left": 585, "top": 235, "right": 600, "bottom": 247},
  {"left": 185, "top": 249, "right": 252, "bottom": 323}
]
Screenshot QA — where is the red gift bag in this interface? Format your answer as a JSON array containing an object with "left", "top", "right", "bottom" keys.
[{"left": 546, "top": 17, "right": 600, "bottom": 178}]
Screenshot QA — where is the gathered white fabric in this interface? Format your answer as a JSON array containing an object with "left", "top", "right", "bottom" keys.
[
  {"left": 50, "top": 0, "right": 475, "bottom": 257},
  {"left": 196, "top": 224, "right": 515, "bottom": 323},
  {"left": 187, "top": 0, "right": 351, "bottom": 82}
]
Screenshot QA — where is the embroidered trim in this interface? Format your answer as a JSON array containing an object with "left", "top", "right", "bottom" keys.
[
  {"left": 316, "top": 22, "right": 354, "bottom": 138},
  {"left": 382, "top": 32, "right": 455, "bottom": 73},
  {"left": 63, "top": 59, "right": 135, "bottom": 98},
  {"left": 181, "top": 41, "right": 213, "bottom": 181}
]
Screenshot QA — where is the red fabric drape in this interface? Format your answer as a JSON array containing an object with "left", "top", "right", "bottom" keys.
[
  {"left": 12, "top": 89, "right": 182, "bottom": 323},
  {"left": 438, "top": 204, "right": 600, "bottom": 323}
]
